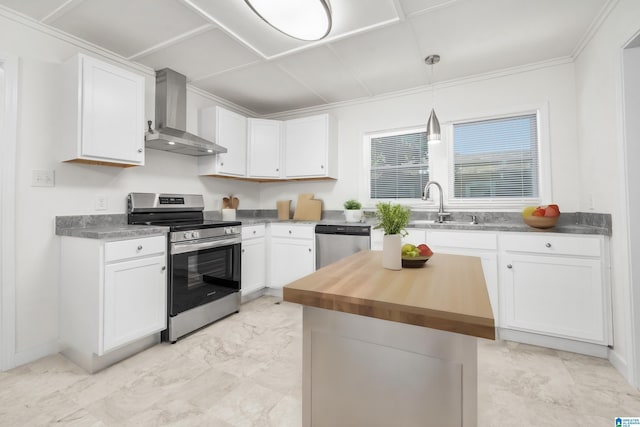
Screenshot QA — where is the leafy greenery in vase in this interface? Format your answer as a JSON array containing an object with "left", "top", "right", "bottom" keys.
[
  {"left": 343, "top": 199, "right": 362, "bottom": 210},
  {"left": 375, "top": 202, "right": 410, "bottom": 236}
]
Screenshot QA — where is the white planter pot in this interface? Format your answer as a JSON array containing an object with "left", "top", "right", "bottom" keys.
[
  {"left": 382, "top": 234, "right": 402, "bottom": 270},
  {"left": 344, "top": 209, "right": 363, "bottom": 223}
]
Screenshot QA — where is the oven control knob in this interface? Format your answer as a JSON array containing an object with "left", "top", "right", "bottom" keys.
[
  {"left": 183, "top": 231, "right": 192, "bottom": 240},
  {"left": 224, "top": 227, "right": 231, "bottom": 235},
  {"left": 191, "top": 231, "right": 200, "bottom": 239}
]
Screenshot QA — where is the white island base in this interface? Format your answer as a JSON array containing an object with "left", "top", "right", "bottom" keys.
[{"left": 302, "top": 306, "right": 479, "bottom": 427}]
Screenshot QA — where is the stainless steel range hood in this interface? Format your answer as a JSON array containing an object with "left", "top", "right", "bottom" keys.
[{"left": 145, "top": 68, "right": 227, "bottom": 156}]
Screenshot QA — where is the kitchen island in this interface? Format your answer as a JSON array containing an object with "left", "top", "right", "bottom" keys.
[{"left": 283, "top": 250, "right": 495, "bottom": 427}]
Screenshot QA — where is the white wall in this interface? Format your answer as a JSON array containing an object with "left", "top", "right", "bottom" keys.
[
  {"left": 574, "top": 0, "right": 640, "bottom": 382},
  {"left": 260, "top": 62, "right": 580, "bottom": 212},
  {"left": 0, "top": 12, "right": 260, "bottom": 359}
]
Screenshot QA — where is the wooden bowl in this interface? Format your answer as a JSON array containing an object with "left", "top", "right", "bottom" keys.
[
  {"left": 401, "top": 256, "right": 431, "bottom": 268},
  {"left": 523, "top": 215, "right": 559, "bottom": 229}
]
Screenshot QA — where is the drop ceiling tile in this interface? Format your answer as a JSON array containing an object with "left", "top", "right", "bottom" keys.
[
  {"left": 329, "top": 22, "right": 426, "bottom": 95},
  {"left": 192, "top": 62, "right": 326, "bottom": 115},
  {"left": 49, "top": 0, "right": 208, "bottom": 58},
  {"left": 276, "top": 46, "right": 370, "bottom": 104},
  {"left": 0, "top": 0, "right": 68, "bottom": 20},
  {"left": 408, "top": 0, "right": 608, "bottom": 81},
  {"left": 135, "top": 28, "right": 261, "bottom": 79},
  {"left": 398, "top": 0, "right": 459, "bottom": 17}
]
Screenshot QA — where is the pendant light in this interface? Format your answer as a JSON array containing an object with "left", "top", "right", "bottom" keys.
[
  {"left": 425, "top": 55, "right": 441, "bottom": 143},
  {"left": 244, "top": 0, "right": 332, "bottom": 41}
]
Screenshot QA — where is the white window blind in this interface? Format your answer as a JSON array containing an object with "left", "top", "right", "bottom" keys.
[
  {"left": 451, "top": 114, "right": 539, "bottom": 201},
  {"left": 370, "top": 131, "right": 429, "bottom": 199}
]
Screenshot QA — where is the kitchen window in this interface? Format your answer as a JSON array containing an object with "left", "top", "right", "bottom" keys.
[
  {"left": 449, "top": 113, "right": 540, "bottom": 203},
  {"left": 364, "top": 107, "right": 547, "bottom": 208},
  {"left": 368, "top": 128, "right": 429, "bottom": 200}
]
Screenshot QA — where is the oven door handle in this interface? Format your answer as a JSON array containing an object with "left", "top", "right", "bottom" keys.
[{"left": 171, "top": 236, "right": 241, "bottom": 255}]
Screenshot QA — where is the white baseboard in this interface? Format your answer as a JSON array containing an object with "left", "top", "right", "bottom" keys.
[
  {"left": 499, "top": 328, "right": 609, "bottom": 358},
  {"left": 264, "top": 287, "right": 283, "bottom": 298},
  {"left": 608, "top": 348, "right": 632, "bottom": 386},
  {"left": 13, "top": 340, "right": 60, "bottom": 367}
]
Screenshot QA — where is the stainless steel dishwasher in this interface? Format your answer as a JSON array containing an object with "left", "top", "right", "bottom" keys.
[{"left": 315, "top": 224, "right": 371, "bottom": 269}]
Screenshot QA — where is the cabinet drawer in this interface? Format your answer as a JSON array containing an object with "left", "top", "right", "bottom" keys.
[
  {"left": 500, "top": 234, "right": 601, "bottom": 257},
  {"left": 427, "top": 231, "right": 497, "bottom": 251},
  {"left": 242, "top": 224, "right": 266, "bottom": 240},
  {"left": 105, "top": 235, "right": 166, "bottom": 262},
  {"left": 270, "top": 224, "right": 314, "bottom": 239}
]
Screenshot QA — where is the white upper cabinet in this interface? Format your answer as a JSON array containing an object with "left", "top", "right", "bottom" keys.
[
  {"left": 61, "top": 53, "right": 145, "bottom": 167},
  {"left": 284, "top": 114, "right": 337, "bottom": 179},
  {"left": 247, "top": 118, "right": 282, "bottom": 179},
  {"left": 198, "top": 106, "right": 247, "bottom": 177}
]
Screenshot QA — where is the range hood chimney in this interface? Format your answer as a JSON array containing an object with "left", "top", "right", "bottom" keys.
[{"left": 145, "top": 68, "right": 227, "bottom": 156}]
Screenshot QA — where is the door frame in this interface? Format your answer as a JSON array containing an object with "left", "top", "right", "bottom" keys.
[
  {"left": 0, "top": 52, "right": 18, "bottom": 371},
  {"left": 620, "top": 31, "right": 640, "bottom": 388}
]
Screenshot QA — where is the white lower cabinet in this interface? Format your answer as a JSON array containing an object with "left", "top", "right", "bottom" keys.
[
  {"left": 241, "top": 225, "right": 266, "bottom": 295},
  {"left": 500, "top": 233, "right": 609, "bottom": 346},
  {"left": 425, "top": 230, "right": 500, "bottom": 328},
  {"left": 269, "top": 224, "right": 315, "bottom": 289},
  {"left": 60, "top": 235, "right": 167, "bottom": 372},
  {"left": 103, "top": 254, "right": 166, "bottom": 352}
]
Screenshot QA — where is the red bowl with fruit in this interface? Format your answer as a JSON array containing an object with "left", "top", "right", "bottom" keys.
[{"left": 522, "top": 204, "right": 560, "bottom": 229}]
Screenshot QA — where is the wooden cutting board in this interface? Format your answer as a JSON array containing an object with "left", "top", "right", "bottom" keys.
[{"left": 293, "top": 198, "right": 322, "bottom": 221}]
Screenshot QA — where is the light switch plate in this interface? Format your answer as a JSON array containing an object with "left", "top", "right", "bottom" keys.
[{"left": 31, "top": 170, "right": 55, "bottom": 187}]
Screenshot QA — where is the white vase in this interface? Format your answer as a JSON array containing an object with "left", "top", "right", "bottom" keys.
[
  {"left": 382, "top": 234, "right": 402, "bottom": 270},
  {"left": 344, "top": 209, "right": 363, "bottom": 223}
]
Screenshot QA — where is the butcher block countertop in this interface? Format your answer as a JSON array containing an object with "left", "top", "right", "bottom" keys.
[{"left": 283, "top": 250, "right": 495, "bottom": 340}]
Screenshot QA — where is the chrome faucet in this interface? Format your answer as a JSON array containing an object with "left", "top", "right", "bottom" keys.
[{"left": 422, "top": 181, "right": 450, "bottom": 223}]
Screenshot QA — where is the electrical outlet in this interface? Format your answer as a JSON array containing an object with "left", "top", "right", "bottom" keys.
[
  {"left": 31, "top": 170, "right": 55, "bottom": 187},
  {"left": 95, "top": 195, "right": 107, "bottom": 211}
]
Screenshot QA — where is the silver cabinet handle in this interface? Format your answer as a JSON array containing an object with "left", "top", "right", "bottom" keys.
[
  {"left": 137, "top": 148, "right": 143, "bottom": 153},
  {"left": 320, "top": 165, "right": 324, "bottom": 169},
  {"left": 220, "top": 162, "right": 224, "bottom": 166},
  {"left": 161, "top": 266, "right": 166, "bottom": 271},
  {"left": 276, "top": 168, "right": 279, "bottom": 172},
  {"left": 253, "top": 230, "right": 256, "bottom": 234},
  {"left": 507, "top": 264, "right": 513, "bottom": 269},
  {"left": 289, "top": 230, "right": 292, "bottom": 234},
  {"left": 308, "top": 248, "right": 312, "bottom": 252},
  {"left": 545, "top": 243, "right": 552, "bottom": 248},
  {"left": 137, "top": 245, "right": 143, "bottom": 250},
  {"left": 242, "top": 249, "right": 245, "bottom": 253}
]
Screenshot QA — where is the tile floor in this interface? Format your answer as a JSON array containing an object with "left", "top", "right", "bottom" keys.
[{"left": 1, "top": 296, "right": 639, "bottom": 426}]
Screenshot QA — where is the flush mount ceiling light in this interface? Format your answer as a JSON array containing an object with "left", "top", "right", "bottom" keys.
[
  {"left": 244, "top": 0, "right": 332, "bottom": 41},
  {"left": 425, "top": 54, "right": 441, "bottom": 144}
]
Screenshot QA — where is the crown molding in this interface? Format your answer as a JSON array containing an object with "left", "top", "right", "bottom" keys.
[
  {"left": 187, "top": 85, "right": 258, "bottom": 117},
  {"left": 571, "top": 0, "right": 620, "bottom": 60},
  {"left": 0, "top": 5, "right": 154, "bottom": 76}
]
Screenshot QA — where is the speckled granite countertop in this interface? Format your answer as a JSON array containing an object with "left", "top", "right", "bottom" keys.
[
  {"left": 55, "top": 214, "right": 168, "bottom": 240},
  {"left": 226, "top": 210, "right": 612, "bottom": 236},
  {"left": 56, "top": 210, "right": 612, "bottom": 239}
]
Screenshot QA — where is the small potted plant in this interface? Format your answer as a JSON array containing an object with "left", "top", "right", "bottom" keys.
[
  {"left": 375, "top": 202, "right": 411, "bottom": 270},
  {"left": 343, "top": 199, "right": 363, "bottom": 223}
]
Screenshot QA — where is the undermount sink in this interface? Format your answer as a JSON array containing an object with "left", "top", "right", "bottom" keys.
[{"left": 409, "top": 220, "right": 478, "bottom": 226}]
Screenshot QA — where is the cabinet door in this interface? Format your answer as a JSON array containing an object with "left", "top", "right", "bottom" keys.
[
  {"left": 270, "top": 238, "right": 315, "bottom": 288},
  {"left": 103, "top": 255, "right": 167, "bottom": 353},
  {"left": 285, "top": 115, "right": 328, "bottom": 177},
  {"left": 216, "top": 107, "right": 247, "bottom": 176},
  {"left": 241, "top": 238, "right": 266, "bottom": 295},
  {"left": 402, "top": 229, "right": 427, "bottom": 246},
  {"left": 81, "top": 55, "right": 144, "bottom": 164},
  {"left": 248, "top": 119, "right": 281, "bottom": 178},
  {"left": 500, "top": 254, "right": 605, "bottom": 343}
]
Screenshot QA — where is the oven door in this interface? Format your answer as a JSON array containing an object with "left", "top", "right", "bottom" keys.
[{"left": 170, "top": 236, "right": 241, "bottom": 315}]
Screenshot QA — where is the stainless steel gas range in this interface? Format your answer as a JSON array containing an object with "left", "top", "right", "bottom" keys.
[{"left": 127, "top": 193, "right": 241, "bottom": 343}]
